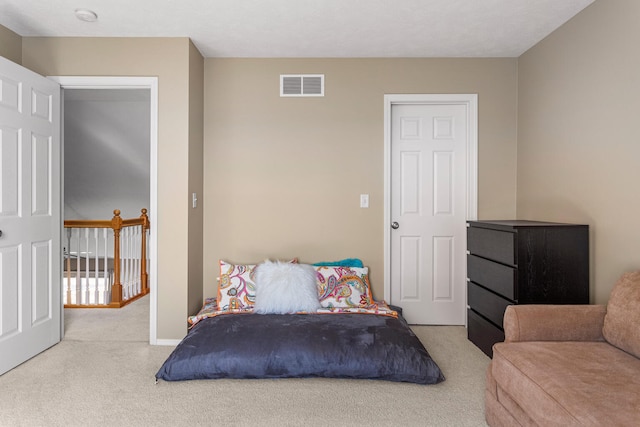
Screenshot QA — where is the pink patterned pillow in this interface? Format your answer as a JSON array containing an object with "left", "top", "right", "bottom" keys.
[
  {"left": 315, "top": 266, "right": 372, "bottom": 308},
  {"left": 217, "top": 260, "right": 257, "bottom": 311}
]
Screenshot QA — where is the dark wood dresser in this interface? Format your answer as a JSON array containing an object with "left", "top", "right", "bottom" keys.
[{"left": 466, "top": 220, "right": 589, "bottom": 357}]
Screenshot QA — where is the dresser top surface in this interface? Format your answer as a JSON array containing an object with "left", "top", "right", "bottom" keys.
[{"left": 468, "top": 220, "right": 588, "bottom": 231}]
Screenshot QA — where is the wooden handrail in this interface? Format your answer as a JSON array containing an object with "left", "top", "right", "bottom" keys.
[
  {"left": 63, "top": 208, "right": 150, "bottom": 308},
  {"left": 63, "top": 219, "right": 113, "bottom": 228},
  {"left": 65, "top": 209, "right": 149, "bottom": 229}
]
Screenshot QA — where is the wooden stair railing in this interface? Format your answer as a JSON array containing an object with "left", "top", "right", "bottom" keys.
[{"left": 64, "top": 208, "right": 150, "bottom": 308}]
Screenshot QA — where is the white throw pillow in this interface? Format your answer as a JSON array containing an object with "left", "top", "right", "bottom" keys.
[{"left": 254, "top": 260, "right": 320, "bottom": 314}]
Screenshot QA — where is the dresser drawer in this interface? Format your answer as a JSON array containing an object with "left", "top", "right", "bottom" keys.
[
  {"left": 467, "top": 255, "right": 516, "bottom": 300},
  {"left": 467, "top": 226, "right": 516, "bottom": 266},
  {"left": 467, "top": 282, "right": 512, "bottom": 328},
  {"left": 467, "top": 309, "right": 505, "bottom": 358}
]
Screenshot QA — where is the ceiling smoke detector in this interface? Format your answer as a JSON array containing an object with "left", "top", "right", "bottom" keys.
[{"left": 75, "top": 9, "right": 98, "bottom": 22}]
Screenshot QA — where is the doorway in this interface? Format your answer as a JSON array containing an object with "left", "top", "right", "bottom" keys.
[
  {"left": 50, "top": 76, "right": 159, "bottom": 344},
  {"left": 383, "top": 94, "right": 478, "bottom": 325}
]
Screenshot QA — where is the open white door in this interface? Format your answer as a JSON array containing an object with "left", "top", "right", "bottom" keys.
[{"left": 0, "top": 56, "right": 61, "bottom": 375}]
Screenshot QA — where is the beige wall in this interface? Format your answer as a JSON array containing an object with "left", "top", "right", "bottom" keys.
[
  {"left": 8, "top": 0, "right": 632, "bottom": 336},
  {"left": 517, "top": 0, "right": 640, "bottom": 303},
  {"left": 0, "top": 24, "right": 22, "bottom": 64},
  {"left": 22, "top": 37, "right": 203, "bottom": 340},
  {"left": 188, "top": 41, "right": 205, "bottom": 315},
  {"left": 204, "top": 58, "right": 518, "bottom": 299}
]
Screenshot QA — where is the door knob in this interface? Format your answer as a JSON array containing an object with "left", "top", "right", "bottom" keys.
[{"left": 391, "top": 222, "right": 399, "bottom": 230}]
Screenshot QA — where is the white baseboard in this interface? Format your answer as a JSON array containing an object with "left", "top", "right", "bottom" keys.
[{"left": 154, "top": 339, "right": 182, "bottom": 346}]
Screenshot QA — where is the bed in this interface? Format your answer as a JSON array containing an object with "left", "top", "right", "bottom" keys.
[{"left": 156, "top": 260, "right": 445, "bottom": 385}]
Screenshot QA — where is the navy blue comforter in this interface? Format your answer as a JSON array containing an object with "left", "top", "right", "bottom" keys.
[{"left": 156, "top": 313, "right": 445, "bottom": 384}]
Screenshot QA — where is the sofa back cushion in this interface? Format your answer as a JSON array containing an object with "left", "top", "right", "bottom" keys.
[{"left": 603, "top": 271, "right": 640, "bottom": 358}]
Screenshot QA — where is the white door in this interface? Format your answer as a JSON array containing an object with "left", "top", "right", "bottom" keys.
[
  {"left": 390, "top": 103, "right": 469, "bottom": 325},
  {"left": 0, "top": 56, "right": 61, "bottom": 375}
]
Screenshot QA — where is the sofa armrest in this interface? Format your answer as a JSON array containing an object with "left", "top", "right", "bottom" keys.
[{"left": 503, "top": 304, "right": 606, "bottom": 343}]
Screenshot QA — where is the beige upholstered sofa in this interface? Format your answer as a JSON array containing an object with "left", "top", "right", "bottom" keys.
[{"left": 485, "top": 271, "right": 640, "bottom": 426}]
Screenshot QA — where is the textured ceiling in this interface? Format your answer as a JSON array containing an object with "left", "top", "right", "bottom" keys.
[{"left": 0, "top": 0, "right": 594, "bottom": 58}]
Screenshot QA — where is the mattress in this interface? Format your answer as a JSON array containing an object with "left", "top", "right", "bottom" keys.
[{"left": 156, "top": 312, "right": 445, "bottom": 385}]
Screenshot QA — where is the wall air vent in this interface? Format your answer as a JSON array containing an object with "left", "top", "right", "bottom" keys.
[{"left": 280, "top": 74, "right": 324, "bottom": 97}]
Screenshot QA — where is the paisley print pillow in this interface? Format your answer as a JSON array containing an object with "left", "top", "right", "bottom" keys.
[
  {"left": 314, "top": 266, "right": 372, "bottom": 308},
  {"left": 217, "top": 260, "right": 257, "bottom": 312}
]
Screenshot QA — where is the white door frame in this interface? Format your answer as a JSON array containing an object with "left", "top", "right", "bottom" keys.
[
  {"left": 383, "top": 94, "right": 478, "bottom": 303},
  {"left": 48, "top": 76, "right": 159, "bottom": 345}
]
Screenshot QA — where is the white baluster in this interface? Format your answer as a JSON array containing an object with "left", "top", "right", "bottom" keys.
[
  {"left": 65, "top": 228, "right": 72, "bottom": 305},
  {"left": 129, "top": 227, "right": 135, "bottom": 297},
  {"left": 127, "top": 226, "right": 132, "bottom": 298},
  {"left": 102, "top": 228, "right": 113, "bottom": 304},
  {"left": 84, "top": 228, "right": 90, "bottom": 304},
  {"left": 122, "top": 227, "right": 129, "bottom": 300},
  {"left": 122, "top": 227, "right": 126, "bottom": 300},
  {"left": 128, "top": 226, "right": 133, "bottom": 299},
  {"left": 130, "top": 227, "right": 135, "bottom": 297},
  {"left": 134, "top": 225, "right": 141, "bottom": 294},
  {"left": 93, "top": 228, "right": 100, "bottom": 304},
  {"left": 74, "top": 228, "right": 81, "bottom": 305}
]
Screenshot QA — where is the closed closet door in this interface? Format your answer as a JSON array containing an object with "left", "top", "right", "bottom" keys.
[{"left": 390, "top": 102, "right": 468, "bottom": 325}]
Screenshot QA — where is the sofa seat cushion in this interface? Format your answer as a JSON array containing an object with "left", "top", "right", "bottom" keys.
[{"left": 492, "top": 341, "right": 640, "bottom": 426}]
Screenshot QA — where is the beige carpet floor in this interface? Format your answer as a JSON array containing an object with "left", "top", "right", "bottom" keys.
[{"left": 0, "top": 296, "right": 490, "bottom": 426}]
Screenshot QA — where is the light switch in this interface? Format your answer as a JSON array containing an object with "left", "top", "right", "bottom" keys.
[{"left": 360, "top": 194, "right": 369, "bottom": 208}]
